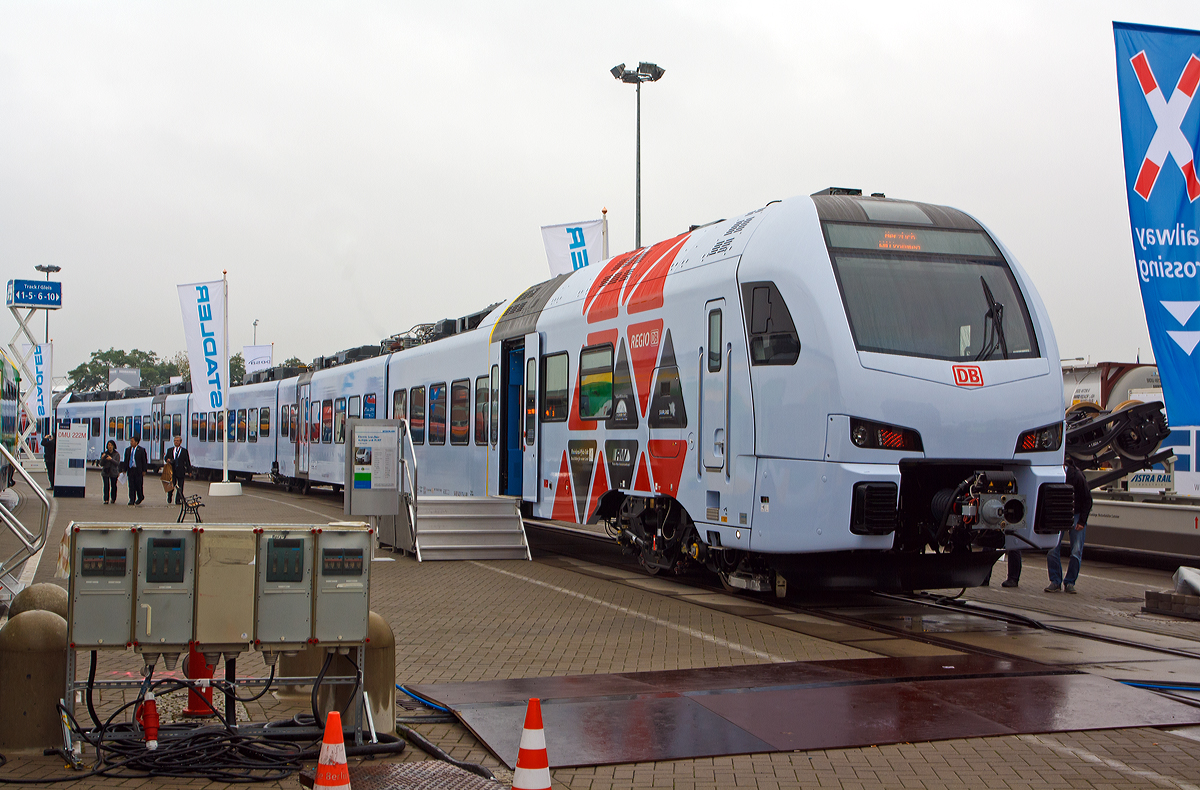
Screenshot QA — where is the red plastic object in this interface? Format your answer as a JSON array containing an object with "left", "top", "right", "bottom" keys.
[
  {"left": 135, "top": 692, "right": 160, "bottom": 750},
  {"left": 183, "top": 645, "right": 216, "bottom": 717}
]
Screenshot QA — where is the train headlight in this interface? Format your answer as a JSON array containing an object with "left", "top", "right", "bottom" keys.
[
  {"left": 848, "top": 418, "right": 924, "bottom": 452},
  {"left": 1016, "top": 422, "right": 1063, "bottom": 453}
]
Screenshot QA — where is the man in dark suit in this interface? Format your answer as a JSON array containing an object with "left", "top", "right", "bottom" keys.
[
  {"left": 167, "top": 435, "right": 191, "bottom": 505},
  {"left": 122, "top": 435, "right": 147, "bottom": 506}
]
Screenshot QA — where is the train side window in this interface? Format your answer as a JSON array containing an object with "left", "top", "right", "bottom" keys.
[
  {"left": 92, "top": 417, "right": 101, "bottom": 437},
  {"left": 216, "top": 411, "right": 225, "bottom": 443},
  {"left": 261, "top": 406, "right": 271, "bottom": 438},
  {"left": 525, "top": 358, "right": 537, "bottom": 445},
  {"left": 145, "top": 418, "right": 152, "bottom": 442},
  {"left": 237, "top": 409, "right": 247, "bottom": 442},
  {"left": 474, "top": 376, "right": 488, "bottom": 446},
  {"left": 334, "top": 398, "right": 347, "bottom": 444},
  {"left": 199, "top": 412, "right": 208, "bottom": 442},
  {"left": 364, "top": 393, "right": 376, "bottom": 418},
  {"left": 311, "top": 402, "right": 320, "bottom": 444},
  {"left": 489, "top": 365, "right": 499, "bottom": 447},
  {"left": 409, "top": 387, "right": 425, "bottom": 445},
  {"left": 109, "top": 417, "right": 116, "bottom": 438},
  {"left": 125, "top": 416, "right": 133, "bottom": 440},
  {"left": 321, "top": 400, "right": 333, "bottom": 443},
  {"left": 393, "top": 389, "right": 407, "bottom": 424},
  {"left": 708, "top": 310, "right": 723, "bottom": 372},
  {"left": 742, "top": 281, "right": 801, "bottom": 366},
  {"left": 578, "top": 345, "right": 614, "bottom": 421},
  {"left": 348, "top": 395, "right": 361, "bottom": 421},
  {"left": 450, "top": 380, "right": 470, "bottom": 445},
  {"left": 541, "top": 352, "right": 568, "bottom": 422},
  {"left": 172, "top": 414, "right": 181, "bottom": 438},
  {"left": 248, "top": 408, "right": 258, "bottom": 443},
  {"left": 289, "top": 406, "right": 297, "bottom": 441},
  {"left": 191, "top": 413, "right": 199, "bottom": 438},
  {"left": 429, "top": 382, "right": 447, "bottom": 445}
]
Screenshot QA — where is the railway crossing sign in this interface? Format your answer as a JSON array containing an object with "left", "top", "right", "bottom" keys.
[{"left": 1115, "top": 22, "right": 1200, "bottom": 425}]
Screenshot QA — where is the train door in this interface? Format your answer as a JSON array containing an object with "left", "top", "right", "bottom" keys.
[
  {"left": 487, "top": 342, "right": 501, "bottom": 495},
  {"left": 500, "top": 339, "right": 524, "bottom": 497},
  {"left": 702, "top": 299, "right": 727, "bottom": 473},
  {"left": 522, "top": 332, "right": 541, "bottom": 503},
  {"left": 150, "top": 398, "right": 165, "bottom": 463},
  {"left": 298, "top": 381, "right": 311, "bottom": 475}
]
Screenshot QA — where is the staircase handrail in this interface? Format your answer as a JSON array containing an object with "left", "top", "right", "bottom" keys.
[{"left": 0, "top": 443, "right": 52, "bottom": 596}]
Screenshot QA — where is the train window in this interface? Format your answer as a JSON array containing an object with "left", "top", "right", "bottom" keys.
[
  {"left": 525, "top": 359, "right": 537, "bottom": 445},
  {"left": 429, "top": 383, "right": 447, "bottom": 445},
  {"left": 708, "top": 310, "right": 723, "bottom": 372},
  {"left": 237, "top": 409, "right": 247, "bottom": 442},
  {"left": 135, "top": 416, "right": 143, "bottom": 442},
  {"left": 249, "top": 408, "right": 259, "bottom": 442},
  {"left": 392, "top": 389, "right": 407, "bottom": 424},
  {"left": 260, "top": 406, "right": 270, "bottom": 438},
  {"left": 217, "top": 411, "right": 226, "bottom": 443},
  {"left": 741, "top": 282, "right": 801, "bottom": 366},
  {"left": 228, "top": 410, "right": 236, "bottom": 442},
  {"left": 334, "top": 398, "right": 346, "bottom": 444},
  {"left": 199, "top": 412, "right": 208, "bottom": 442},
  {"left": 348, "top": 396, "right": 361, "bottom": 420},
  {"left": 92, "top": 417, "right": 100, "bottom": 437},
  {"left": 490, "top": 365, "right": 499, "bottom": 447},
  {"left": 321, "top": 400, "right": 333, "bottom": 443},
  {"left": 311, "top": 402, "right": 320, "bottom": 444},
  {"left": 109, "top": 417, "right": 116, "bottom": 438},
  {"left": 144, "top": 419, "right": 151, "bottom": 442},
  {"left": 450, "top": 380, "right": 470, "bottom": 446},
  {"left": 578, "top": 345, "right": 614, "bottom": 421},
  {"left": 409, "top": 387, "right": 425, "bottom": 445},
  {"left": 474, "top": 376, "right": 488, "bottom": 446},
  {"left": 364, "top": 393, "right": 376, "bottom": 419},
  {"left": 279, "top": 406, "right": 288, "bottom": 438},
  {"left": 541, "top": 353, "right": 568, "bottom": 422},
  {"left": 172, "top": 414, "right": 181, "bottom": 439},
  {"left": 191, "top": 413, "right": 199, "bottom": 438},
  {"left": 126, "top": 416, "right": 134, "bottom": 440}
]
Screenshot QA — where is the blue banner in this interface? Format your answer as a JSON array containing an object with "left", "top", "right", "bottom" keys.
[{"left": 1115, "top": 21, "right": 1200, "bottom": 425}]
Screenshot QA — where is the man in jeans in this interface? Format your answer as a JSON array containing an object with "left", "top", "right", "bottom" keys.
[{"left": 1046, "top": 457, "right": 1092, "bottom": 593}]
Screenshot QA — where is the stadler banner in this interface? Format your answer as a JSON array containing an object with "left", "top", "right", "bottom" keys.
[
  {"left": 541, "top": 219, "right": 605, "bottom": 277},
  {"left": 1116, "top": 22, "right": 1200, "bottom": 425},
  {"left": 177, "top": 279, "right": 227, "bottom": 411},
  {"left": 20, "top": 343, "right": 51, "bottom": 424}
]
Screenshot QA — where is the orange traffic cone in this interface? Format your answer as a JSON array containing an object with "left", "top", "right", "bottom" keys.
[
  {"left": 314, "top": 711, "right": 351, "bottom": 790},
  {"left": 512, "top": 697, "right": 551, "bottom": 790}
]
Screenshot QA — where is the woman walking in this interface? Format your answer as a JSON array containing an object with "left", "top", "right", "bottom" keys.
[{"left": 100, "top": 440, "right": 121, "bottom": 504}]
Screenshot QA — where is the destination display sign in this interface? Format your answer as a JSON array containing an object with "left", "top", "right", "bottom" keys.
[
  {"left": 824, "top": 224, "right": 998, "bottom": 257},
  {"left": 6, "top": 279, "right": 62, "bottom": 309}
]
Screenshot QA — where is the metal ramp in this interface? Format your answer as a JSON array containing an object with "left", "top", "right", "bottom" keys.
[
  {"left": 413, "top": 496, "right": 531, "bottom": 562},
  {"left": 0, "top": 445, "right": 52, "bottom": 605}
]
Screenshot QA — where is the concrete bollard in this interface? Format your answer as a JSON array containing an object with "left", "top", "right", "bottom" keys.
[
  {"left": 318, "top": 611, "right": 396, "bottom": 735},
  {"left": 0, "top": 610, "right": 68, "bottom": 751},
  {"left": 8, "top": 582, "right": 68, "bottom": 620}
]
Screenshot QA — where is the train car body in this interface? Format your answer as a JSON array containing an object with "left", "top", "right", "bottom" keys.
[{"left": 304, "top": 356, "right": 388, "bottom": 488}]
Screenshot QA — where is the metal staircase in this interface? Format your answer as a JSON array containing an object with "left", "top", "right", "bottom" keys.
[
  {"left": 0, "top": 444, "right": 52, "bottom": 604},
  {"left": 411, "top": 496, "right": 530, "bottom": 561}
]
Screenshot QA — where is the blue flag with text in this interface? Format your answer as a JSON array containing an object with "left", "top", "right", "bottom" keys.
[{"left": 1115, "top": 21, "right": 1200, "bottom": 424}]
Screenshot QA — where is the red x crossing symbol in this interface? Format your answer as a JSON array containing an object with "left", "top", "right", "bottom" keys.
[{"left": 1130, "top": 50, "right": 1200, "bottom": 202}]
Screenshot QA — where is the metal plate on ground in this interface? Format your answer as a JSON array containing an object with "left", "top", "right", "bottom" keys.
[
  {"left": 410, "top": 656, "right": 1200, "bottom": 768},
  {"left": 299, "top": 761, "right": 504, "bottom": 790}
]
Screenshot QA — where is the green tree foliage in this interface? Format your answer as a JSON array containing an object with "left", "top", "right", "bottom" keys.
[
  {"left": 282, "top": 356, "right": 306, "bottom": 368},
  {"left": 67, "top": 349, "right": 183, "bottom": 392},
  {"left": 230, "top": 352, "right": 245, "bottom": 384}
]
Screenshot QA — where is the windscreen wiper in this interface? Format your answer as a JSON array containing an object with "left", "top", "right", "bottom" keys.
[{"left": 974, "top": 276, "right": 1009, "bottom": 361}]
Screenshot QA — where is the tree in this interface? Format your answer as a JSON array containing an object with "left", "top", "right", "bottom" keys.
[
  {"left": 282, "top": 356, "right": 306, "bottom": 368},
  {"left": 67, "top": 348, "right": 182, "bottom": 391},
  {"left": 169, "top": 351, "right": 191, "bottom": 383},
  {"left": 230, "top": 352, "right": 245, "bottom": 384}
]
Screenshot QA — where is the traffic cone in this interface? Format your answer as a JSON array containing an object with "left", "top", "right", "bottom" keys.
[
  {"left": 512, "top": 697, "right": 551, "bottom": 790},
  {"left": 314, "top": 711, "right": 351, "bottom": 790}
]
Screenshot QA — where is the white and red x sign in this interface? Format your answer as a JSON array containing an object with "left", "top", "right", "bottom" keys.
[{"left": 1130, "top": 50, "right": 1200, "bottom": 201}]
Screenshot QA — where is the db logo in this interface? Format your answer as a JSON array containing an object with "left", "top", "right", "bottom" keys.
[{"left": 952, "top": 365, "right": 984, "bottom": 387}]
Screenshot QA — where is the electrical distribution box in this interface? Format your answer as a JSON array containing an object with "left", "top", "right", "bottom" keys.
[
  {"left": 313, "top": 524, "right": 372, "bottom": 644},
  {"left": 134, "top": 527, "right": 195, "bottom": 651},
  {"left": 69, "top": 525, "right": 136, "bottom": 647},
  {"left": 194, "top": 527, "right": 256, "bottom": 653},
  {"left": 255, "top": 528, "right": 314, "bottom": 648}
]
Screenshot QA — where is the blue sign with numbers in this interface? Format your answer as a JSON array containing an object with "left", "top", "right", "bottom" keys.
[{"left": 6, "top": 279, "right": 62, "bottom": 310}]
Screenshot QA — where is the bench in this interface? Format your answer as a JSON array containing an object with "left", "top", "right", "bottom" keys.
[{"left": 178, "top": 494, "right": 204, "bottom": 523}]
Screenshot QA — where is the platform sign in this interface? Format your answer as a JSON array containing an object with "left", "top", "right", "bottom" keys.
[
  {"left": 54, "top": 425, "right": 88, "bottom": 498},
  {"left": 1115, "top": 22, "right": 1200, "bottom": 425},
  {"left": 7, "top": 279, "right": 62, "bottom": 310}
]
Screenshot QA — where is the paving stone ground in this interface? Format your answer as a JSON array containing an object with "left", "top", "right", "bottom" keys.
[{"left": 2, "top": 469, "right": 1200, "bottom": 789}]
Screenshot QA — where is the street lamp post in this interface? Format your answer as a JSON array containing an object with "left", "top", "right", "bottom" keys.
[
  {"left": 610, "top": 62, "right": 665, "bottom": 249},
  {"left": 34, "top": 264, "right": 61, "bottom": 343},
  {"left": 253, "top": 319, "right": 258, "bottom": 345}
]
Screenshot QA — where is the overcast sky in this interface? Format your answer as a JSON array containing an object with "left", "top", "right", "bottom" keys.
[{"left": 2, "top": 1, "right": 1198, "bottom": 381}]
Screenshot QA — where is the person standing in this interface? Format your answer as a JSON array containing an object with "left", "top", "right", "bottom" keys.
[
  {"left": 100, "top": 440, "right": 121, "bottom": 504},
  {"left": 122, "top": 435, "right": 147, "bottom": 506},
  {"left": 42, "top": 427, "right": 56, "bottom": 490},
  {"left": 1046, "top": 458, "right": 1092, "bottom": 593},
  {"left": 166, "top": 435, "right": 191, "bottom": 505}
]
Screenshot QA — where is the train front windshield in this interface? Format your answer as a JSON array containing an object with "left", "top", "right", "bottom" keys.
[{"left": 824, "top": 223, "right": 1038, "bottom": 362}]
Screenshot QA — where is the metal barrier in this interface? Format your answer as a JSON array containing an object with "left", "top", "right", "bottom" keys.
[{"left": 0, "top": 443, "right": 52, "bottom": 599}]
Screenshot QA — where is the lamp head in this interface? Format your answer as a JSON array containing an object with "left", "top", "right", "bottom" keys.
[
  {"left": 637, "top": 62, "right": 665, "bottom": 81},
  {"left": 610, "top": 63, "right": 626, "bottom": 80}
]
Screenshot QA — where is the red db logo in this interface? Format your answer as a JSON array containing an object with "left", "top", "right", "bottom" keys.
[{"left": 952, "top": 365, "right": 984, "bottom": 387}]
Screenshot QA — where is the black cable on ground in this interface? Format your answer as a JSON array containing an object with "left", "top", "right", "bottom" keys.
[{"left": 395, "top": 723, "right": 495, "bottom": 781}]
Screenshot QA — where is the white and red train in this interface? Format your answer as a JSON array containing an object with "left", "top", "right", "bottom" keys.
[{"left": 58, "top": 190, "right": 1073, "bottom": 590}]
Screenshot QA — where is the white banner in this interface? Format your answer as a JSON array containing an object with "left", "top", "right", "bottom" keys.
[
  {"left": 541, "top": 219, "right": 605, "bottom": 277},
  {"left": 21, "top": 343, "right": 52, "bottom": 422},
  {"left": 108, "top": 366, "right": 140, "bottom": 391},
  {"left": 243, "top": 344, "right": 273, "bottom": 374},
  {"left": 178, "top": 279, "right": 227, "bottom": 411}
]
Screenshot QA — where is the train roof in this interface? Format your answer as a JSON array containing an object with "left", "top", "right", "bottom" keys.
[{"left": 810, "top": 191, "right": 983, "bottom": 230}]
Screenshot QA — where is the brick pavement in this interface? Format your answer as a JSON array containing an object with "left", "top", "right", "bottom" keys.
[{"left": 2, "top": 469, "right": 1200, "bottom": 788}]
